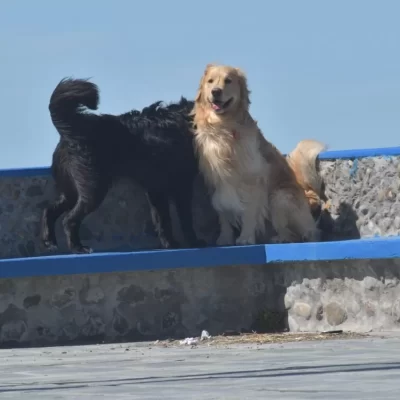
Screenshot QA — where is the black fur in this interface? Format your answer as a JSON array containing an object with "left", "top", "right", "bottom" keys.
[{"left": 42, "top": 77, "right": 205, "bottom": 254}]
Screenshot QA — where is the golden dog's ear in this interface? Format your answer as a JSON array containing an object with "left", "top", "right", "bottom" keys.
[
  {"left": 205, "top": 63, "right": 216, "bottom": 70},
  {"left": 194, "top": 64, "right": 216, "bottom": 104},
  {"left": 235, "top": 67, "right": 251, "bottom": 110}
]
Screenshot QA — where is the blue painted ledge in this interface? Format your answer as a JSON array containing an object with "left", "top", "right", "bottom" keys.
[
  {"left": 318, "top": 146, "right": 400, "bottom": 160},
  {"left": 266, "top": 236, "right": 400, "bottom": 263},
  {"left": 0, "top": 245, "right": 266, "bottom": 279},
  {"left": 1, "top": 146, "right": 400, "bottom": 178},
  {"left": 1, "top": 237, "right": 400, "bottom": 279}
]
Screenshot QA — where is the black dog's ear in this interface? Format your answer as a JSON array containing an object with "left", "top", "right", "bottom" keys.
[
  {"left": 235, "top": 67, "right": 251, "bottom": 110},
  {"left": 194, "top": 64, "right": 216, "bottom": 104}
]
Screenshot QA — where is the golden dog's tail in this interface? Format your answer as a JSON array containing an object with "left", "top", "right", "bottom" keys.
[{"left": 286, "top": 139, "right": 328, "bottom": 218}]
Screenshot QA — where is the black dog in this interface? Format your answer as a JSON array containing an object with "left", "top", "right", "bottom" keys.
[{"left": 41, "top": 78, "right": 205, "bottom": 254}]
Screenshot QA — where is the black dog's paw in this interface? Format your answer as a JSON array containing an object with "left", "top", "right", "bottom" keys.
[
  {"left": 160, "top": 240, "right": 180, "bottom": 250},
  {"left": 43, "top": 241, "right": 58, "bottom": 252},
  {"left": 71, "top": 245, "right": 93, "bottom": 255},
  {"left": 192, "top": 239, "right": 207, "bottom": 248}
]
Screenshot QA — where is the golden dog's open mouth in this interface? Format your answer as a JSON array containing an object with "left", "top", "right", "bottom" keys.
[{"left": 210, "top": 98, "right": 233, "bottom": 112}]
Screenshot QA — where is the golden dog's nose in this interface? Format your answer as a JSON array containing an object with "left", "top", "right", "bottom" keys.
[{"left": 211, "top": 88, "right": 222, "bottom": 97}]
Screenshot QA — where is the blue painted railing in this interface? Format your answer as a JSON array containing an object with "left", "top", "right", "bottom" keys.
[
  {"left": 1, "top": 146, "right": 400, "bottom": 178},
  {"left": 1, "top": 237, "right": 399, "bottom": 279}
]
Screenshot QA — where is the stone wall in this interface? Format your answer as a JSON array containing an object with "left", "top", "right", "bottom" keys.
[
  {"left": 0, "top": 175, "right": 218, "bottom": 260},
  {"left": 1, "top": 153, "right": 400, "bottom": 346},
  {"left": 0, "top": 154, "right": 399, "bottom": 259},
  {"left": 319, "top": 155, "right": 400, "bottom": 240},
  {"left": 0, "top": 264, "right": 283, "bottom": 347},
  {"left": 282, "top": 258, "right": 400, "bottom": 333},
  {"left": 2, "top": 258, "right": 400, "bottom": 347}
]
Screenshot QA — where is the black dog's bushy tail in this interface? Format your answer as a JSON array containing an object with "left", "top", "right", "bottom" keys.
[{"left": 49, "top": 78, "right": 100, "bottom": 136}]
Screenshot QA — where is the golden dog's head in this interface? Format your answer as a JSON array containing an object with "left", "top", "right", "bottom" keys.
[{"left": 194, "top": 64, "right": 251, "bottom": 116}]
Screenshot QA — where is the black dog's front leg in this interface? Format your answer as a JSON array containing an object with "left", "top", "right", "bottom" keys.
[
  {"left": 146, "top": 191, "right": 179, "bottom": 249},
  {"left": 172, "top": 185, "right": 206, "bottom": 248}
]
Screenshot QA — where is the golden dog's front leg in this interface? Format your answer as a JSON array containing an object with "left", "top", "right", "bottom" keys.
[
  {"left": 236, "top": 211, "right": 257, "bottom": 246},
  {"left": 216, "top": 212, "right": 235, "bottom": 246},
  {"left": 236, "top": 190, "right": 265, "bottom": 246}
]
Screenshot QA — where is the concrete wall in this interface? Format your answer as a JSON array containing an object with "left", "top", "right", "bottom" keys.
[
  {"left": 0, "top": 174, "right": 217, "bottom": 260},
  {"left": 1, "top": 256, "right": 400, "bottom": 347},
  {"left": 0, "top": 149, "right": 400, "bottom": 347},
  {"left": 0, "top": 264, "right": 279, "bottom": 346}
]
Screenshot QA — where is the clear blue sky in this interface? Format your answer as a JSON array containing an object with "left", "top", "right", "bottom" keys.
[{"left": 1, "top": 0, "right": 399, "bottom": 169}]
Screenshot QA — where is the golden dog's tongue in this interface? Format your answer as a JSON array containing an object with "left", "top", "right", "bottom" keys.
[{"left": 212, "top": 103, "right": 221, "bottom": 110}]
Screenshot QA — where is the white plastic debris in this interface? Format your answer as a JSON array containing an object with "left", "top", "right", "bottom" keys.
[
  {"left": 179, "top": 337, "right": 199, "bottom": 345},
  {"left": 201, "top": 330, "right": 211, "bottom": 341}
]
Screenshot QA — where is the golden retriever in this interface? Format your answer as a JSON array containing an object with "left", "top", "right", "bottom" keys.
[{"left": 191, "top": 64, "right": 326, "bottom": 245}]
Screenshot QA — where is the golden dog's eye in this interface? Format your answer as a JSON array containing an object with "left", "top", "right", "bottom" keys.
[
  {"left": 208, "top": 78, "right": 214, "bottom": 84},
  {"left": 225, "top": 78, "right": 232, "bottom": 84}
]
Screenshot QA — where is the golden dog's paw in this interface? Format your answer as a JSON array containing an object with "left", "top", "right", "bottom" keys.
[{"left": 270, "top": 235, "right": 289, "bottom": 244}]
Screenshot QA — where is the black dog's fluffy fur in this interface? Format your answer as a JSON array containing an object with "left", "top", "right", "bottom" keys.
[{"left": 42, "top": 78, "right": 204, "bottom": 254}]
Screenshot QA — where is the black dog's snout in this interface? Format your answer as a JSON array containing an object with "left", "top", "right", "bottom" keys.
[{"left": 211, "top": 87, "right": 222, "bottom": 97}]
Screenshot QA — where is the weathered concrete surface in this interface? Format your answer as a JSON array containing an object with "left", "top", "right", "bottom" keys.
[
  {"left": 0, "top": 174, "right": 217, "bottom": 259},
  {"left": 2, "top": 258, "right": 400, "bottom": 346},
  {"left": 0, "top": 155, "right": 399, "bottom": 259},
  {"left": 1, "top": 334, "right": 400, "bottom": 399},
  {"left": 0, "top": 264, "right": 286, "bottom": 347}
]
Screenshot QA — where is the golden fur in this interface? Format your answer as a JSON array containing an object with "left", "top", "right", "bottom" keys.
[
  {"left": 192, "top": 64, "right": 324, "bottom": 245},
  {"left": 286, "top": 139, "right": 328, "bottom": 218}
]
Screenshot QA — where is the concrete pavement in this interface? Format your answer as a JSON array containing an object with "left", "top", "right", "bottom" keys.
[{"left": 0, "top": 334, "right": 399, "bottom": 399}]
